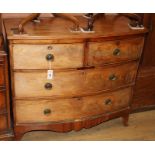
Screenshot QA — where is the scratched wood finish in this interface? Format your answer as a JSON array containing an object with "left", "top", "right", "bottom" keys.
[
  {"left": 15, "top": 87, "right": 131, "bottom": 124},
  {"left": 13, "top": 44, "right": 84, "bottom": 69},
  {"left": 88, "top": 37, "right": 144, "bottom": 66},
  {"left": 14, "top": 62, "right": 138, "bottom": 98}
]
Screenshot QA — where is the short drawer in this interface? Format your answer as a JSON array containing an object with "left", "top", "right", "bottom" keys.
[
  {"left": 88, "top": 37, "right": 144, "bottom": 66},
  {"left": 0, "top": 90, "right": 6, "bottom": 111},
  {"left": 15, "top": 87, "right": 132, "bottom": 123},
  {"left": 14, "top": 62, "right": 138, "bottom": 98},
  {"left": 0, "top": 114, "right": 8, "bottom": 132},
  {"left": 12, "top": 44, "right": 84, "bottom": 69},
  {"left": 0, "top": 64, "right": 4, "bottom": 86}
]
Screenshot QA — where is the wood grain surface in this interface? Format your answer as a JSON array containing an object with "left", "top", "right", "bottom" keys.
[
  {"left": 3, "top": 15, "right": 147, "bottom": 40},
  {"left": 88, "top": 37, "right": 144, "bottom": 66},
  {"left": 12, "top": 43, "right": 84, "bottom": 69},
  {"left": 15, "top": 87, "right": 131, "bottom": 124},
  {"left": 14, "top": 62, "right": 138, "bottom": 98}
]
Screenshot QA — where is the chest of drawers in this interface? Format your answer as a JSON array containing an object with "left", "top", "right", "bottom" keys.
[
  {"left": 0, "top": 50, "right": 13, "bottom": 140},
  {"left": 3, "top": 14, "right": 147, "bottom": 140}
]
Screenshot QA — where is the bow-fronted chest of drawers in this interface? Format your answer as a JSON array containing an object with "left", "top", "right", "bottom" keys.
[{"left": 3, "top": 15, "right": 147, "bottom": 140}]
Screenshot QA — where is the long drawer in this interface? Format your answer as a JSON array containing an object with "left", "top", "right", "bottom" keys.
[
  {"left": 14, "top": 62, "right": 138, "bottom": 98},
  {"left": 12, "top": 43, "right": 84, "bottom": 69},
  {"left": 15, "top": 87, "right": 132, "bottom": 123},
  {"left": 88, "top": 37, "right": 144, "bottom": 66}
]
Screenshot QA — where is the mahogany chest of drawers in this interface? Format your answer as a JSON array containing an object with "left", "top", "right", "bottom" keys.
[
  {"left": 0, "top": 49, "right": 13, "bottom": 140},
  {"left": 3, "top": 14, "right": 147, "bottom": 140}
]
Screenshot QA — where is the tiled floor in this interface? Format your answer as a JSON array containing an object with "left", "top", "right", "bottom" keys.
[{"left": 22, "top": 110, "right": 155, "bottom": 141}]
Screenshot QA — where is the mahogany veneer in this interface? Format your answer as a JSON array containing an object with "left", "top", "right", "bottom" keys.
[{"left": 3, "top": 14, "right": 147, "bottom": 140}]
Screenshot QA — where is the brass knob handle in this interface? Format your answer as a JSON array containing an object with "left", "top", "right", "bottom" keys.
[
  {"left": 113, "top": 48, "right": 121, "bottom": 56},
  {"left": 109, "top": 74, "right": 117, "bottom": 81},
  {"left": 44, "top": 109, "right": 51, "bottom": 115},
  {"left": 105, "top": 99, "right": 112, "bottom": 105},
  {"left": 46, "top": 54, "right": 54, "bottom": 61},
  {"left": 44, "top": 83, "right": 52, "bottom": 90},
  {"left": 47, "top": 46, "right": 53, "bottom": 50}
]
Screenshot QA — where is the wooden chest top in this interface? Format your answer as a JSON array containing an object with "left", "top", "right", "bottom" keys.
[{"left": 3, "top": 15, "right": 148, "bottom": 41}]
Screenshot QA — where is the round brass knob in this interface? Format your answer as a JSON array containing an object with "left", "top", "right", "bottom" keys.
[
  {"left": 113, "top": 48, "right": 121, "bottom": 56},
  {"left": 109, "top": 74, "right": 117, "bottom": 81},
  {"left": 46, "top": 54, "right": 54, "bottom": 61},
  {"left": 44, "top": 109, "right": 51, "bottom": 115},
  {"left": 105, "top": 99, "right": 112, "bottom": 105},
  {"left": 47, "top": 46, "right": 53, "bottom": 50},
  {"left": 44, "top": 83, "right": 52, "bottom": 90}
]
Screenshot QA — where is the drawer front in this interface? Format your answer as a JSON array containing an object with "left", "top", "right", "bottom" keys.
[
  {"left": 14, "top": 62, "right": 138, "bottom": 98},
  {"left": 16, "top": 87, "right": 132, "bottom": 123},
  {"left": 0, "top": 115, "right": 8, "bottom": 132},
  {"left": 13, "top": 44, "right": 84, "bottom": 69},
  {"left": 0, "top": 65, "right": 4, "bottom": 86},
  {"left": 88, "top": 38, "right": 144, "bottom": 66},
  {"left": 0, "top": 90, "right": 6, "bottom": 111}
]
